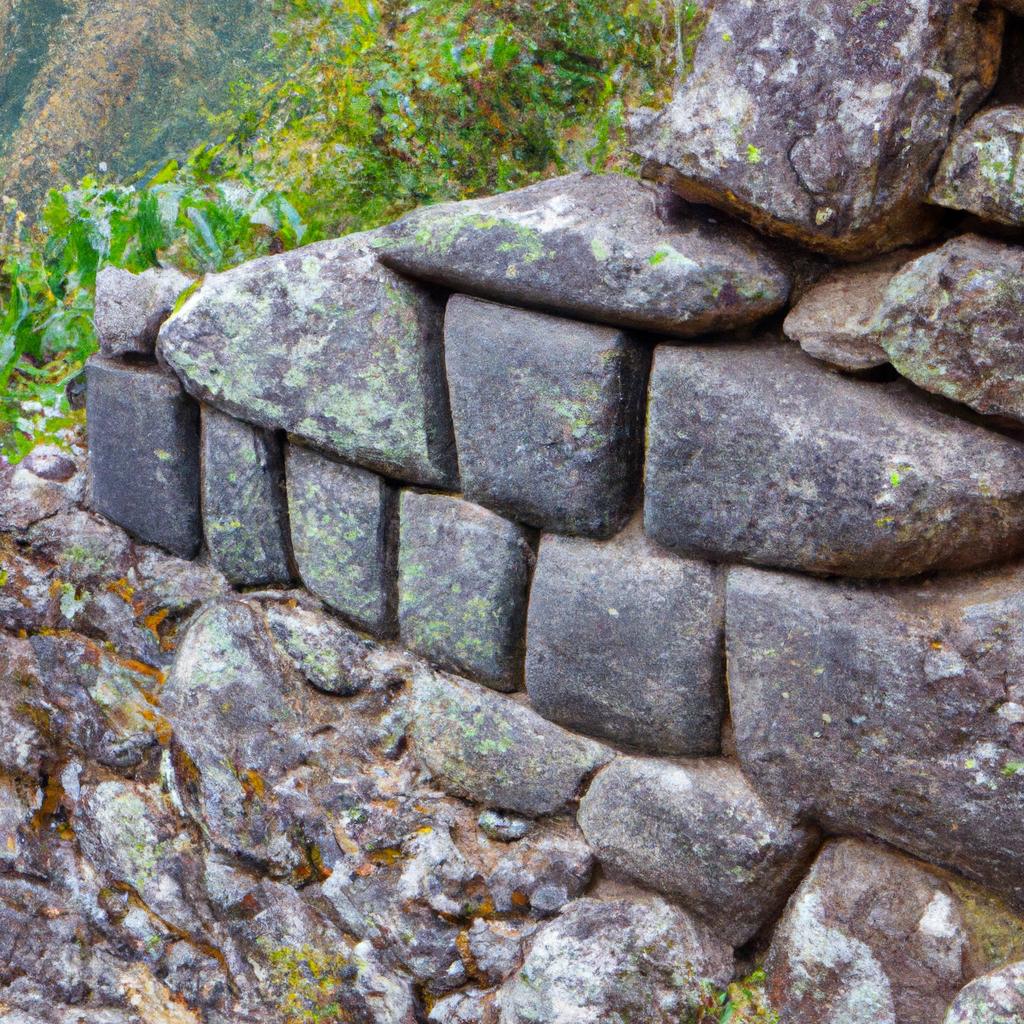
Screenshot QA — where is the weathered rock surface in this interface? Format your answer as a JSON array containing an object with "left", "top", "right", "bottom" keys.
[
  {"left": 158, "top": 235, "right": 458, "bottom": 488},
  {"left": 645, "top": 341, "right": 1024, "bottom": 578},
  {"left": 931, "top": 106, "right": 1024, "bottom": 226},
  {"left": 86, "top": 356, "right": 201, "bottom": 559},
  {"left": 577, "top": 755, "right": 818, "bottom": 945},
  {"left": 376, "top": 172, "right": 790, "bottom": 336},
  {"left": 945, "top": 961, "right": 1024, "bottom": 1024},
  {"left": 409, "top": 669, "right": 611, "bottom": 817},
  {"left": 287, "top": 444, "right": 397, "bottom": 637},
  {"left": 727, "top": 564, "right": 1024, "bottom": 905},
  {"left": 632, "top": 0, "right": 1003, "bottom": 258},
  {"left": 876, "top": 236, "right": 1024, "bottom": 422},
  {"left": 398, "top": 491, "right": 534, "bottom": 688},
  {"left": 497, "top": 894, "right": 734, "bottom": 1024},
  {"left": 95, "top": 265, "right": 191, "bottom": 357},
  {"left": 444, "top": 295, "right": 647, "bottom": 538},
  {"left": 767, "top": 839, "right": 1024, "bottom": 1024},
  {"left": 201, "top": 408, "right": 292, "bottom": 587},
  {"left": 526, "top": 524, "right": 725, "bottom": 755}
]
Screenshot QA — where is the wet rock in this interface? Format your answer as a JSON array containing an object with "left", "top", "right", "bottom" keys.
[
  {"left": 86, "top": 356, "right": 201, "bottom": 559},
  {"left": 945, "top": 961, "right": 1024, "bottom": 1024},
  {"left": 726, "top": 563, "right": 1024, "bottom": 905},
  {"left": 631, "top": 0, "right": 1003, "bottom": 258},
  {"left": 0, "top": 444, "right": 86, "bottom": 532},
  {"left": 478, "top": 810, "right": 531, "bottom": 843},
  {"left": 287, "top": 444, "right": 397, "bottom": 637},
  {"left": 578, "top": 755, "right": 818, "bottom": 945},
  {"left": 526, "top": 524, "right": 724, "bottom": 755},
  {"left": 201, "top": 407, "right": 291, "bottom": 587},
  {"left": 497, "top": 894, "right": 733, "bottom": 1024},
  {"left": 444, "top": 296, "right": 648, "bottom": 538},
  {"left": 931, "top": 107, "right": 1024, "bottom": 226},
  {"left": 876, "top": 236, "right": 1024, "bottom": 422},
  {"left": 94, "top": 265, "right": 191, "bottom": 358},
  {"left": 398, "top": 492, "right": 534, "bottom": 689},
  {"left": 409, "top": 669, "right": 611, "bottom": 817},
  {"left": 158, "top": 235, "right": 458, "bottom": 488},
  {"left": 644, "top": 341, "right": 1024, "bottom": 578},
  {"left": 376, "top": 172, "right": 790, "bottom": 336}
]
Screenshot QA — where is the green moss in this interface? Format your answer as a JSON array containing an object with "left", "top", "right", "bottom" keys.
[{"left": 262, "top": 943, "right": 354, "bottom": 1024}]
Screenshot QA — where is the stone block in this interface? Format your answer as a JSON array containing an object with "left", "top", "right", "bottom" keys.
[{"left": 95, "top": 265, "right": 191, "bottom": 358}]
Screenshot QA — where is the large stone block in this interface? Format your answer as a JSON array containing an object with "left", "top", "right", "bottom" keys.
[
  {"left": 398, "top": 491, "right": 534, "bottom": 689},
  {"left": 444, "top": 295, "right": 647, "bottom": 538},
  {"left": 94, "top": 265, "right": 191, "bottom": 358},
  {"left": 577, "top": 755, "right": 818, "bottom": 945},
  {"left": 525, "top": 525, "right": 724, "bottom": 755},
  {"left": 631, "top": 0, "right": 1003, "bottom": 258},
  {"left": 644, "top": 341, "right": 1024, "bottom": 578},
  {"left": 945, "top": 962, "right": 1024, "bottom": 1024},
  {"left": 287, "top": 444, "right": 397, "bottom": 638},
  {"left": 158, "top": 235, "right": 458, "bottom": 488},
  {"left": 201, "top": 407, "right": 292, "bottom": 587},
  {"left": 86, "top": 356, "right": 201, "bottom": 559},
  {"left": 726, "top": 564, "right": 1024, "bottom": 906},
  {"left": 376, "top": 172, "right": 790, "bottom": 337}
]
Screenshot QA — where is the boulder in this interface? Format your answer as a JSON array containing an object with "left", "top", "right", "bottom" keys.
[
  {"left": 945, "top": 961, "right": 1024, "bottom": 1024},
  {"left": 409, "top": 669, "right": 611, "bottom": 817},
  {"left": 931, "top": 106, "right": 1024, "bottom": 226},
  {"left": 287, "top": 444, "right": 397, "bottom": 638},
  {"left": 94, "top": 265, "right": 191, "bottom": 358},
  {"left": 726, "top": 564, "right": 1024, "bottom": 905},
  {"left": 525, "top": 524, "right": 725, "bottom": 755},
  {"left": 876, "top": 235, "right": 1024, "bottom": 422},
  {"left": 375, "top": 172, "right": 790, "bottom": 336},
  {"left": 644, "top": 341, "right": 1024, "bottom": 578},
  {"left": 631, "top": 0, "right": 1003, "bottom": 258},
  {"left": 0, "top": 444, "right": 85, "bottom": 532},
  {"left": 443, "top": 296, "right": 647, "bottom": 538},
  {"left": 577, "top": 755, "right": 818, "bottom": 945},
  {"left": 158, "top": 235, "right": 458, "bottom": 488}
]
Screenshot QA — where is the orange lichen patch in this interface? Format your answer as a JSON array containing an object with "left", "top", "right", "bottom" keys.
[
  {"left": 31, "top": 771, "right": 67, "bottom": 832},
  {"left": 367, "top": 847, "right": 403, "bottom": 866},
  {"left": 309, "top": 845, "right": 332, "bottom": 881},
  {"left": 143, "top": 607, "right": 170, "bottom": 640},
  {"left": 510, "top": 891, "right": 530, "bottom": 909},
  {"left": 106, "top": 577, "right": 136, "bottom": 605},
  {"left": 239, "top": 769, "right": 267, "bottom": 800}
]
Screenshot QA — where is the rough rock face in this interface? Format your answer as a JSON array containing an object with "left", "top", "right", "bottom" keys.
[
  {"left": 766, "top": 840, "right": 1024, "bottom": 1024},
  {"left": 726, "top": 564, "right": 1024, "bottom": 905},
  {"left": 94, "top": 266, "right": 192, "bottom": 358},
  {"left": 158, "top": 235, "right": 458, "bottom": 488},
  {"left": 945, "top": 961, "right": 1024, "bottom": 1024},
  {"left": 631, "top": 0, "right": 1003, "bottom": 257},
  {"left": 876, "top": 236, "right": 1024, "bottom": 422},
  {"left": 930, "top": 106, "right": 1024, "bottom": 225},
  {"left": 376, "top": 172, "right": 791, "bottom": 336},
  {"left": 645, "top": 341, "right": 1024, "bottom": 578},
  {"left": 577, "top": 756, "right": 819, "bottom": 945}
]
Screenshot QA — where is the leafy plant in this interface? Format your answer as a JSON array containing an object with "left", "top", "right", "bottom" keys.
[{"left": 688, "top": 969, "right": 780, "bottom": 1024}]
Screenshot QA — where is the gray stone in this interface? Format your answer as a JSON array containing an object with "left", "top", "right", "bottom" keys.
[
  {"left": 287, "top": 444, "right": 397, "bottom": 638},
  {"left": 945, "top": 961, "right": 1024, "bottom": 1024},
  {"left": 726, "top": 563, "right": 1024, "bottom": 906},
  {"left": 577, "top": 755, "right": 818, "bottom": 945},
  {"left": 526, "top": 524, "right": 724, "bottom": 755},
  {"left": 94, "top": 265, "right": 191, "bottom": 357},
  {"left": 631, "top": 0, "right": 1003, "bottom": 258},
  {"left": 409, "top": 669, "right": 611, "bottom": 817},
  {"left": 467, "top": 919, "right": 533, "bottom": 985},
  {"left": 86, "top": 356, "right": 201, "bottom": 559},
  {"left": 444, "top": 295, "right": 647, "bottom": 538},
  {"left": 478, "top": 810, "right": 531, "bottom": 843},
  {"left": 158, "top": 235, "right": 458, "bottom": 488},
  {"left": 0, "top": 444, "right": 85, "bottom": 532},
  {"left": 644, "top": 341, "right": 1024, "bottom": 578},
  {"left": 376, "top": 172, "right": 790, "bottom": 337},
  {"left": 486, "top": 831, "right": 593, "bottom": 916},
  {"left": 876, "top": 236, "right": 1024, "bottom": 423},
  {"left": 497, "top": 895, "right": 733, "bottom": 1024},
  {"left": 201, "top": 407, "right": 291, "bottom": 587},
  {"left": 399, "top": 491, "right": 534, "bottom": 689}
]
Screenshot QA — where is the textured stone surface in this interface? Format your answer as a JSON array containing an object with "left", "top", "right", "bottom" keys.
[
  {"left": 409, "top": 669, "right": 611, "bottom": 817},
  {"left": 578, "top": 755, "right": 818, "bottom": 945},
  {"left": 644, "top": 341, "right": 1024, "bottom": 578},
  {"left": 201, "top": 407, "right": 291, "bottom": 587},
  {"left": 497, "top": 895, "right": 734, "bottom": 1024},
  {"left": 632, "top": 0, "right": 1003, "bottom": 258},
  {"left": 876, "top": 236, "right": 1024, "bottom": 423},
  {"left": 526, "top": 524, "right": 724, "bottom": 755},
  {"left": 931, "top": 107, "right": 1024, "bottom": 226},
  {"left": 444, "top": 295, "right": 647, "bottom": 538},
  {"left": 767, "top": 839, "right": 1024, "bottom": 1024},
  {"left": 376, "top": 172, "right": 790, "bottom": 337},
  {"left": 95, "top": 265, "right": 191, "bottom": 357},
  {"left": 0, "top": 444, "right": 85, "bottom": 532},
  {"left": 727, "top": 564, "right": 1024, "bottom": 906},
  {"left": 399, "top": 491, "right": 534, "bottom": 689},
  {"left": 158, "top": 235, "right": 458, "bottom": 487},
  {"left": 945, "top": 961, "right": 1024, "bottom": 1024},
  {"left": 86, "top": 356, "right": 201, "bottom": 559},
  {"left": 287, "top": 444, "right": 397, "bottom": 637}
]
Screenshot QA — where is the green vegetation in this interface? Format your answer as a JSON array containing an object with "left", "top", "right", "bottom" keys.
[{"left": 689, "top": 969, "right": 780, "bottom": 1024}]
